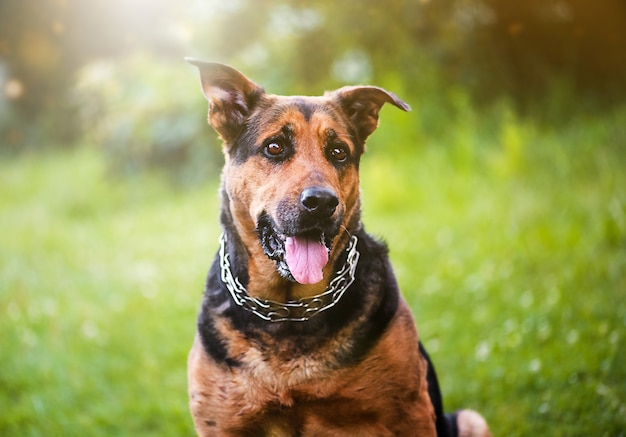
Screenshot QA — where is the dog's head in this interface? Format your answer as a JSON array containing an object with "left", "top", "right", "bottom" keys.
[{"left": 188, "top": 60, "right": 409, "bottom": 286}]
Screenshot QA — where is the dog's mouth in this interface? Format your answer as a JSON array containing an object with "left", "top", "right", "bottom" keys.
[{"left": 257, "top": 215, "right": 334, "bottom": 285}]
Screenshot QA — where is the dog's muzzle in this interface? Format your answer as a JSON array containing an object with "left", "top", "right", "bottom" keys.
[{"left": 257, "top": 186, "right": 343, "bottom": 285}]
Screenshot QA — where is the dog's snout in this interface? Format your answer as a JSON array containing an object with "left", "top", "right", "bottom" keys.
[{"left": 300, "top": 187, "right": 339, "bottom": 218}]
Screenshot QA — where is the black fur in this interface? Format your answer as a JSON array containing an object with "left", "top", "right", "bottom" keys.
[
  {"left": 197, "top": 227, "right": 398, "bottom": 367},
  {"left": 196, "top": 259, "right": 241, "bottom": 368},
  {"left": 293, "top": 98, "right": 318, "bottom": 122},
  {"left": 229, "top": 102, "right": 364, "bottom": 166}
]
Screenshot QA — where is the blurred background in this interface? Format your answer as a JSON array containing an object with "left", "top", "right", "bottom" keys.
[{"left": 1, "top": 0, "right": 625, "bottom": 435}]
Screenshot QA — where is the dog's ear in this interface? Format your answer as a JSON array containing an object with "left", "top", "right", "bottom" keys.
[
  {"left": 186, "top": 59, "right": 265, "bottom": 143},
  {"left": 329, "top": 86, "right": 411, "bottom": 142}
]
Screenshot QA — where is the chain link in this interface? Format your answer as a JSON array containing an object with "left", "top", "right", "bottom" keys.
[{"left": 219, "top": 233, "right": 360, "bottom": 322}]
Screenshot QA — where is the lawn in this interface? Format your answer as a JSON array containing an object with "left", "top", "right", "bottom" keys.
[{"left": 1, "top": 103, "right": 625, "bottom": 435}]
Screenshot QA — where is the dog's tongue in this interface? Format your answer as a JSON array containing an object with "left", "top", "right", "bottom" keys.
[{"left": 285, "top": 235, "right": 329, "bottom": 284}]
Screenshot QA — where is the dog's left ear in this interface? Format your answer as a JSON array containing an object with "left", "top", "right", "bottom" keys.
[
  {"left": 186, "top": 59, "right": 265, "bottom": 143},
  {"left": 329, "top": 86, "right": 411, "bottom": 142}
]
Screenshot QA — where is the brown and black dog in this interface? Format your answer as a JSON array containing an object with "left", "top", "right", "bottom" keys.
[{"left": 186, "top": 60, "right": 491, "bottom": 437}]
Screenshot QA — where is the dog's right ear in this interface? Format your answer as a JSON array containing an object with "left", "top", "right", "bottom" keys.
[{"left": 186, "top": 59, "right": 265, "bottom": 143}]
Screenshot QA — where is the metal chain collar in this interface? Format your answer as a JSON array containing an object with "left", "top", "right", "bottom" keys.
[{"left": 219, "top": 233, "right": 360, "bottom": 322}]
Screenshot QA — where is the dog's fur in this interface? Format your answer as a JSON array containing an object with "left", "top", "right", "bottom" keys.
[{"left": 187, "top": 60, "right": 491, "bottom": 437}]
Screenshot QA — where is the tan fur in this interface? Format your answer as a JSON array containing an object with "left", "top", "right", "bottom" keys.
[
  {"left": 221, "top": 106, "right": 360, "bottom": 301},
  {"left": 189, "top": 301, "right": 436, "bottom": 436}
]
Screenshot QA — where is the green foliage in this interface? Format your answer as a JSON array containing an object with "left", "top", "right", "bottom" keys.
[
  {"left": 74, "top": 54, "right": 223, "bottom": 183},
  {"left": 4, "top": 0, "right": 625, "bottom": 155},
  {"left": 192, "top": 0, "right": 626, "bottom": 104},
  {"left": 1, "top": 97, "right": 625, "bottom": 435}
]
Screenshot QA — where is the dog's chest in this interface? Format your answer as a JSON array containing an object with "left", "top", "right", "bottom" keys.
[
  {"left": 207, "top": 361, "right": 393, "bottom": 436},
  {"left": 246, "top": 350, "right": 329, "bottom": 390},
  {"left": 194, "top": 341, "right": 428, "bottom": 437}
]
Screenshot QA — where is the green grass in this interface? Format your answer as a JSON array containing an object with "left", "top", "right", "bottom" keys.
[
  {"left": 0, "top": 149, "right": 217, "bottom": 435},
  {"left": 1, "top": 104, "right": 625, "bottom": 436}
]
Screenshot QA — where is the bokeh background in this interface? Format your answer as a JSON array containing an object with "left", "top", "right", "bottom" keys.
[{"left": 1, "top": 0, "right": 625, "bottom": 435}]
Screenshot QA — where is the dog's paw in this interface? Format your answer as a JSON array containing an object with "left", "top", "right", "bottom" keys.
[{"left": 457, "top": 409, "right": 492, "bottom": 437}]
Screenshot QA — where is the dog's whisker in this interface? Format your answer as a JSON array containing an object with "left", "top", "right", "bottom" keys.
[{"left": 339, "top": 225, "right": 353, "bottom": 239}]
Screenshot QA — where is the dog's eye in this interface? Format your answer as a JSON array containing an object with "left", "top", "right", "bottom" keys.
[
  {"left": 265, "top": 142, "right": 285, "bottom": 157},
  {"left": 330, "top": 146, "right": 349, "bottom": 163}
]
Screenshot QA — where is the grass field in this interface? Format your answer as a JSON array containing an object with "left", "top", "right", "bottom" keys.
[{"left": 1, "top": 103, "right": 625, "bottom": 436}]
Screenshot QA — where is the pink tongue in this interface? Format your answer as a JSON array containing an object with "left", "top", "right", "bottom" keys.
[{"left": 285, "top": 236, "right": 329, "bottom": 284}]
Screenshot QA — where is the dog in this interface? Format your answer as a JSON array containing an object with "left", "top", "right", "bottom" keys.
[{"left": 186, "top": 59, "right": 491, "bottom": 437}]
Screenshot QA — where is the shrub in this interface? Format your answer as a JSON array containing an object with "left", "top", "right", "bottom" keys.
[{"left": 74, "top": 54, "right": 223, "bottom": 184}]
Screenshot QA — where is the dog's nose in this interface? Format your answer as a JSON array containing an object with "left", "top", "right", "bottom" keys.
[{"left": 300, "top": 187, "right": 339, "bottom": 218}]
